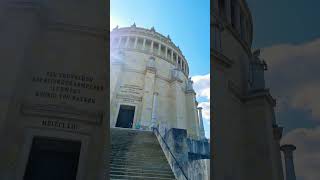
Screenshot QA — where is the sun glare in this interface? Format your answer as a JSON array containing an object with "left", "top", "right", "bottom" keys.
[{"left": 110, "top": 16, "right": 124, "bottom": 30}]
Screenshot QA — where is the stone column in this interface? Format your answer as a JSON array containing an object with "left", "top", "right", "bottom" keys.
[
  {"left": 142, "top": 38, "right": 146, "bottom": 50},
  {"left": 158, "top": 44, "right": 161, "bottom": 56},
  {"left": 150, "top": 40, "right": 154, "bottom": 53},
  {"left": 182, "top": 61, "right": 184, "bottom": 71},
  {"left": 197, "top": 107, "right": 205, "bottom": 138},
  {"left": 118, "top": 36, "right": 122, "bottom": 48},
  {"left": 125, "top": 36, "right": 129, "bottom": 48},
  {"left": 165, "top": 46, "right": 168, "bottom": 59},
  {"left": 171, "top": 50, "right": 174, "bottom": 62},
  {"left": 151, "top": 92, "right": 159, "bottom": 128},
  {"left": 134, "top": 36, "right": 138, "bottom": 48},
  {"left": 281, "top": 144, "right": 297, "bottom": 180}
]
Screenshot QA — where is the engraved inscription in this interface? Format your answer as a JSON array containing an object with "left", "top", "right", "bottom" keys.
[{"left": 31, "top": 72, "right": 104, "bottom": 104}]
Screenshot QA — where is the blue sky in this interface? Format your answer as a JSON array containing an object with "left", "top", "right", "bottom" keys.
[
  {"left": 246, "top": 0, "right": 320, "bottom": 133},
  {"left": 110, "top": 0, "right": 210, "bottom": 76},
  {"left": 110, "top": 0, "right": 211, "bottom": 138},
  {"left": 247, "top": 0, "right": 320, "bottom": 48}
]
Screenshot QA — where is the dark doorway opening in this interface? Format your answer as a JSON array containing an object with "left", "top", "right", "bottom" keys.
[
  {"left": 115, "top": 105, "right": 135, "bottom": 128},
  {"left": 23, "top": 137, "right": 81, "bottom": 180}
]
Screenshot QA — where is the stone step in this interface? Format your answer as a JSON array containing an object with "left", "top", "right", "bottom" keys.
[
  {"left": 110, "top": 164, "right": 172, "bottom": 171},
  {"left": 110, "top": 156, "right": 168, "bottom": 162},
  {"left": 110, "top": 161, "right": 171, "bottom": 169},
  {"left": 111, "top": 151, "right": 166, "bottom": 156},
  {"left": 110, "top": 174, "right": 176, "bottom": 180},
  {"left": 111, "top": 170, "right": 175, "bottom": 178},
  {"left": 110, "top": 161, "right": 170, "bottom": 168},
  {"left": 111, "top": 166, "right": 174, "bottom": 174},
  {"left": 110, "top": 158, "right": 168, "bottom": 163},
  {"left": 109, "top": 128, "right": 175, "bottom": 179},
  {"left": 111, "top": 148, "right": 164, "bottom": 153},
  {"left": 111, "top": 146, "right": 162, "bottom": 150},
  {"left": 110, "top": 153, "right": 166, "bottom": 159}
]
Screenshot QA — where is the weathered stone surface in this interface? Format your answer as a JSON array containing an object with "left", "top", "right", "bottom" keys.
[
  {"left": 213, "top": 0, "right": 285, "bottom": 180},
  {"left": 0, "top": 0, "right": 108, "bottom": 179},
  {"left": 109, "top": 128, "right": 176, "bottom": 180},
  {"left": 110, "top": 26, "right": 202, "bottom": 138}
]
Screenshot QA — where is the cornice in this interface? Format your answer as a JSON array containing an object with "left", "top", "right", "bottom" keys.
[
  {"left": 212, "top": 48, "right": 234, "bottom": 68},
  {"left": 226, "top": 82, "right": 276, "bottom": 106},
  {"left": 111, "top": 47, "right": 189, "bottom": 78},
  {"left": 111, "top": 26, "right": 186, "bottom": 63},
  {"left": 47, "top": 22, "right": 108, "bottom": 38},
  {"left": 244, "top": 89, "right": 276, "bottom": 106}
]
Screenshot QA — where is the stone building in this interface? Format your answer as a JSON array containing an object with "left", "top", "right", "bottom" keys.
[
  {"left": 109, "top": 25, "right": 210, "bottom": 179},
  {"left": 0, "top": 0, "right": 108, "bottom": 180},
  {"left": 212, "top": 0, "right": 296, "bottom": 180},
  {"left": 110, "top": 25, "right": 205, "bottom": 139}
]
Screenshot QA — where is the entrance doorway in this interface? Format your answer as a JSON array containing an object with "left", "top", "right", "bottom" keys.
[
  {"left": 23, "top": 137, "right": 81, "bottom": 180},
  {"left": 115, "top": 105, "right": 135, "bottom": 128}
]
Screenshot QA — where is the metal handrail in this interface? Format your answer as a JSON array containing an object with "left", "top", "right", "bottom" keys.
[{"left": 152, "top": 127, "right": 189, "bottom": 180}]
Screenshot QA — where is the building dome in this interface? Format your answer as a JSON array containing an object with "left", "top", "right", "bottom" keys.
[
  {"left": 110, "top": 25, "right": 189, "bottom": 76},
  {"left": 110, "top": 25, "right": 205, "bottom": 139}
]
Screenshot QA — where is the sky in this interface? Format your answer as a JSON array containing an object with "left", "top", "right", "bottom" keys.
[
  {"left": 110, "top": 0, "right": 211, "bottom": 138},
  {"left": 247, "top": 1, "right": 320, "bottom": 180}
]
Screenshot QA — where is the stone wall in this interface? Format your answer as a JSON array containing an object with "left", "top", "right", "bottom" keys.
[{"left": 154, "top": 127, "right": 210, "bottom": 180}]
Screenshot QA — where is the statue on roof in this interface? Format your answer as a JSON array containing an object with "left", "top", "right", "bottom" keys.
[
  {"left": 150, "top": 26, "right": 155, "bottom": 32},
  {"left": 186, "top": 77, "right": 194, "bottom": 91},
  {"left": 131, "top": 22, "right": 136, "bottom": 27},
  {"left": 112, "top": 25, "right": 119, "bottom": 31}
]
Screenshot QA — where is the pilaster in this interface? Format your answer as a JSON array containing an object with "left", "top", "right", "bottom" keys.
[
  {"left": 170, "top": 70, "right": 186, "bottom": 130},
  {"left": 185, "top": 90, "right": 199, "bottom": 138},
  {"left": 140, "top": 57, "right": 156, "bottom": 129}
]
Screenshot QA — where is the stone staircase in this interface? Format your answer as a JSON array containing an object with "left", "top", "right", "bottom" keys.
[{"left": 109, "top": 128, "right": 176, "bottom": 180}]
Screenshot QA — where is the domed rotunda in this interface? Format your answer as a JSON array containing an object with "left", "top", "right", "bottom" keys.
[{"left": 110, "top": 24, "right": 206, "bottom": 140}]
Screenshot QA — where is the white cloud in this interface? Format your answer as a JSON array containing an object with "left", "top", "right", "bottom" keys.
[
  {"left": 260, "top": 39, "right": 320, "bottom": 180},
  {"left": 261, "top": 38, "right": 320, "bottom": 121},
  {"left": 192, "top": 73, "right": 210, "bottom": 100},
  {"left": 110, "top": 16, "right": 125, "bottom": 30},
  {"left": 281, "top": 127, "right": 320, "bottom": 180},
  {"left": 191, "top": 73, "right": 211, "bottom": 139},
  {"left": 198, "top": 101, "right": 210, "bottom": 121}
]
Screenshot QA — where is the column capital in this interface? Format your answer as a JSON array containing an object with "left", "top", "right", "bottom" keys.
[
  {"left": 281, "top": 144, "right": 296, "bottom": 151},
  {"left": 153, "top": 92, "right": 159, "bottom": 96},
  {"left": 281, "top": 144, "right": 296, "bottom": 155},
  {"left": 197, "top": 107, "right": 203, "bottom": 111}
]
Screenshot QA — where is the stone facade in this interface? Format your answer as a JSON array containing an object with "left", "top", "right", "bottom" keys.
[
  {"left": 213, "top": 0, "right": 285, "bottom": 180},
  {"left": 0, "top": 1, "right": 108, "bottom": 180},
  {"left": 110, "top": 25, "right": 210, "bottom": 179},
  {"left": 110, "top": 25, "right": 205, "bottom": 140}
]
